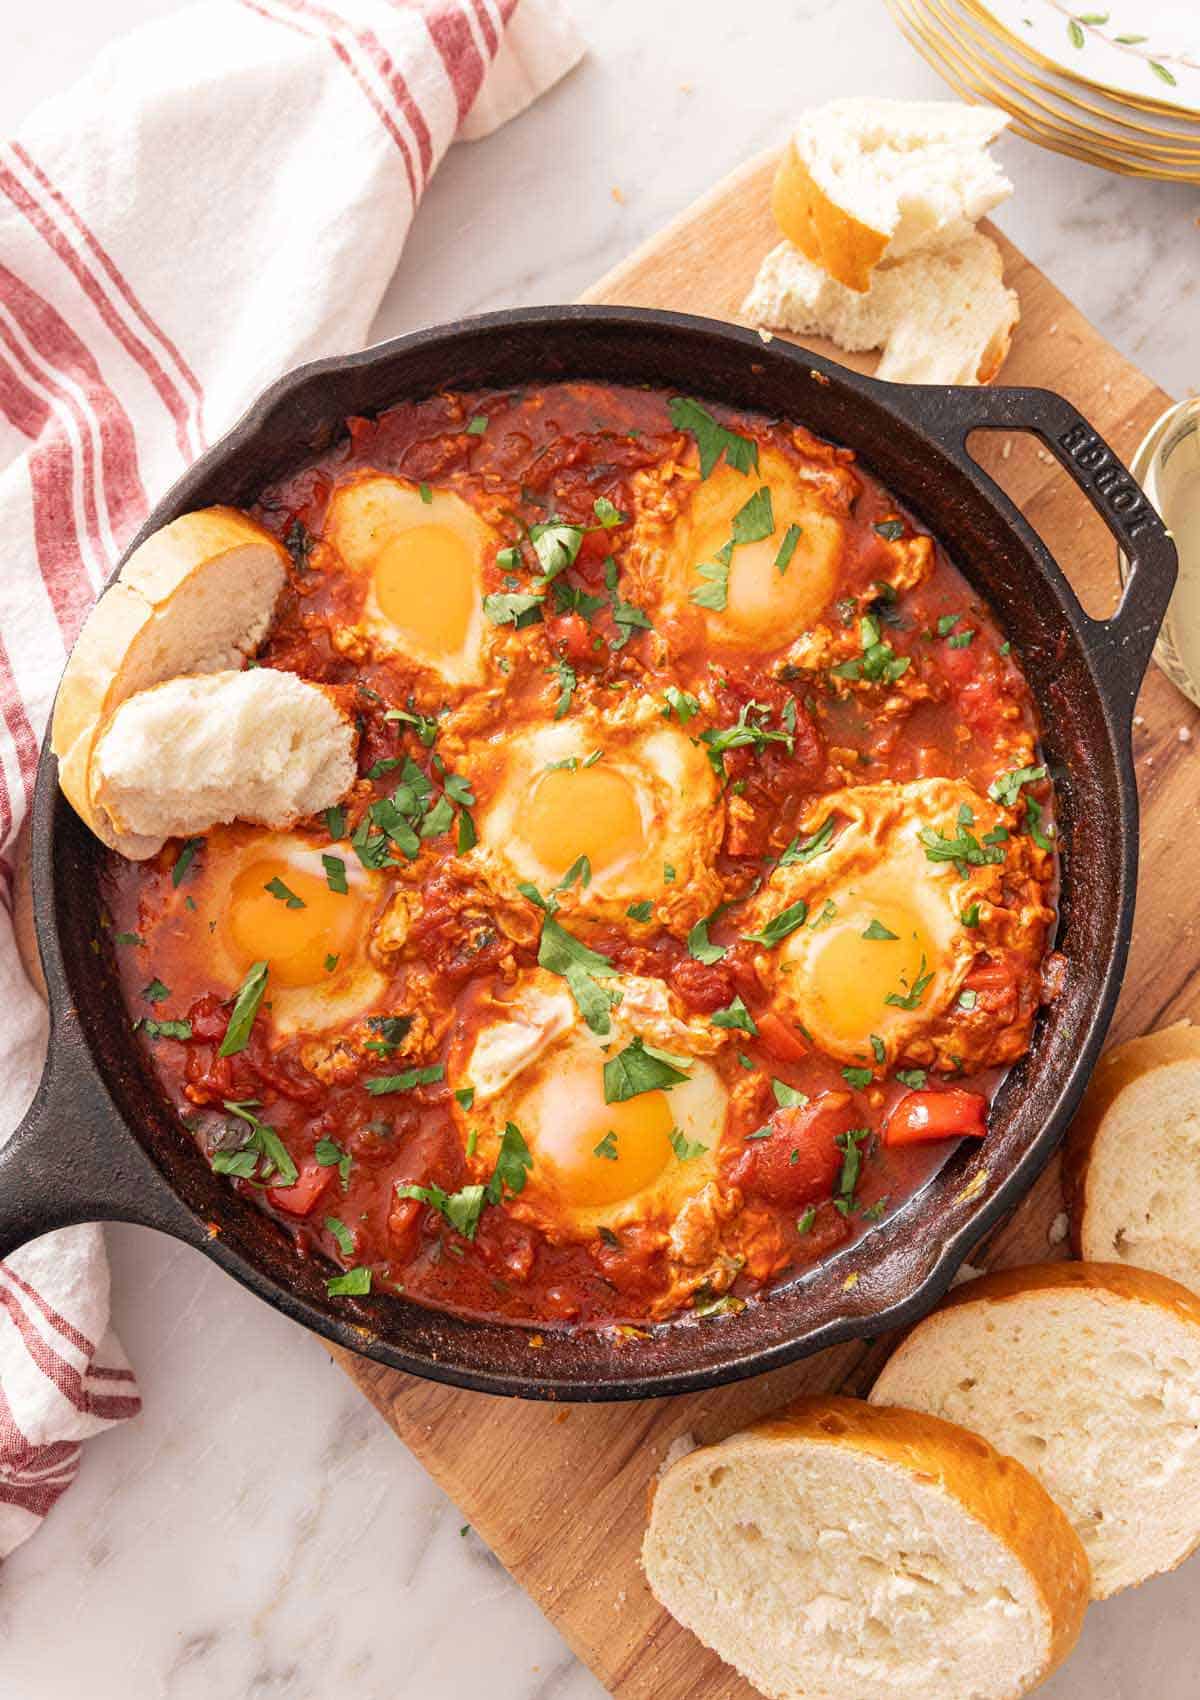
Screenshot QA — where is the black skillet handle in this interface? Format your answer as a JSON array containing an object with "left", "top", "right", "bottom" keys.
[
  {"left": 0, "top": 1006, "right": 197, "bottom": 1261},
  {"left": 902, "top": 384, "right": 1178, "bottom": 721}
]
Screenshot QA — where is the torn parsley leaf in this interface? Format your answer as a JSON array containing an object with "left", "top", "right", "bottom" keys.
[
  {"left": 530, "top": 520, "right": 584, "bottom": 583},
  {"left": 669, "top": 1127, "right": 708, "bottom": 1162},
  {"left": 365, "top": 1064, "right": 445, "bottom": 1096},
  {"left": 537, "top": 915, "right": 618, "bottom": 1035},
  {"left": 662, "top": 685, "right": 700, "bottom": 725},
  {"left": 779, "top": 816, "right": 835, "bottom": 867},
  {"left": 604, "top": 1038, "right": 692, "bottom": 1103},
  {"left": 483, "top": 591, "right": 544, "bottom": 629},
  {"left": 989, "top": 763, "right": 1048, "bottom": 808},
  {"left": 550, "top": 656, "right": 576, "bottom": 719},
  {"left": 218, "top": 962, "right": 269, "bottom": 1057},
  {"left": 687, "top": 914, "right": 727, "bottom": 964},
  {"left": 668, "top": 396, "right": 758, "bottom": 479},
  {"left": 885, "top": 953, "right": 935, "bottom": 1011},
  {"left": 711, "top": 996, "right": 757, "bottom": 1035},
  {"left": 485, "top": 1121, "right": 533, "bottom": 1204},
  {"left": 264, "top": 876, "right": 305, "bottom": 910},
  {"left": 772, "top": 1080, "right": 809, "bottom": 1108},
  {"left": 862, "top": 918, "right": 898, "bottom": 941},
  {"left": 327, "top": 1267, "right": 371, "bottom": 1297},
  {"left": 775, "top": 522, "right": 802, "bottom": 574},
  {"left": 742, "top": 900, "right": 808, "bottom": 948}
]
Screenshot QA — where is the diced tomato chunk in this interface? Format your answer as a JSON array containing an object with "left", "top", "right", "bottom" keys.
[
  {"left": 546, "top": 611, "right": 591, "bottom": 665},
  {"left": 729, "top": 1092, "right": 854, "bottom": 1209},
  {"left": 884, "top": 1088, "right": 987, "bottom": 1146},
  {"left": 755, "top": 1010, "right": 809, "bottom": 1063},
  {"left": 266, "top": 1159, "right": 331, "bottom": 1216}
]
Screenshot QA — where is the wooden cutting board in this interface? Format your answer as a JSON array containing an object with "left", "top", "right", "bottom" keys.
[
  {"left": 17, "top": 150, "right": 1194, "bottom": 1700},
  {"left": 328, "top": 150, "right": 1200, "bottom": 1700}
]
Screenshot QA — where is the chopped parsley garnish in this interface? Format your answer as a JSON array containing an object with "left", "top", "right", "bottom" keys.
[
  {"left": 833, "top": 1127, "right": 871, "bottom": 1213},
  {"left": 555, "top": 854, "right": 591, "bottom": 893},
  {"left": 700, "top": 701, "right": 793, "bottom": 777},
  {"left": 593, "top": 1131, "right": 619, "bottom": 1161},
  {"left": 919, "top": 808, "right": 1007, "bottom": 877},
  {"left": 862, "top": 918, "right": 898, "bottom": 941},
  {"left": 775, "top": 522, "right": 802, "bottom": 574},
  {"left": 947, "top": 628, "right": 976, "bottom": 649},
  {"left": 324, "top": 954, "right": 339, "bottom": 973},
  {"left": 325, "top": 805, "right": 347, "bottom": 840},
  {"left": 603, "top": 556, "right": 652, "bottom": 645},
  {"left": 264, "top": 876, "right": 305, "bottom": 909},
  {"left": 485, "top": 1121, "right": 533, "bottom": 1205},
  {"left": 831, "top": 613, "right": 910, "bottom": 685},
  {"left": 1025, "top": 793, "right": 1055, "bottom": 851},
  {"left": 742, "top": 900, "right": 809, "bottom": 948},
  {"left": 669, "top": 1127, "right": 708, "bottom": 1163},
  {"left": 662, "top": 685, "right": 700, "bottom": 725},
  {"left": 325, "top": 1216, "right": 356, "bottom": 1258},
  {"left": 365, "top": 1064, "right": 445, "bottom": 1096},
  {"left": 384, "top": 705, "right": 441, "bottom": 746},
  {"left": 668, "top": 396, "right": 758, "bottom": 479},
  {"left": 112, "top": 931, "right": 143, "bottom": 947},
  {"left": 958, "top": 989, "right": 979, "bottom": 1012},
  {"left": 989, "top": 763, "right": 1047, "bottom": 807},
  {"left": 842, "top": 1066, "right": 874, "bottom": 1090},
  {"left": 603, "top": 1038, "right": 691, "bottom": 1103},
  {"left": 218, "top": 1098, "right": 297, "bottom": 1187},
  {"left": 530, "top": 519, "right": 585, "bottom": 583},
  {"left": 937, "top": 612, "right": 964, "bottom": 637},
  {"left": 711, "top": 995, "right": 757, "bottom": 1035},
  {"left": 322, "top": 854, "right": 348, "bottom": 894},
  {"left": 327, "top": 1267, "right": 371, "bottom": 1297},
  {"left": 466, "top": 414, "right": 488, "bottom": 435},
  {"left": 779, "top": 815, "right": 835, "bottom": 867},
  {"left": 419, "top": 794, "right": 455, "bottom": 840},
  {"left": 962, "top": 902, "right": 981, "bottom": 928},
  {"left": 690, "top": 552, "right": 731, "bottom": 611},
  {"left": 141, "top": 978, "right": 169, "bottom": 1004},
  {"left": 796, "top": 1205, "right": 816, "bottom": 1235},
  {"left": 172, "top": 837, "right": 203, "bottom": 886},
  {"left": 687, "top": 913, "right": 727, "bottom": 964},
  {"left": 884, "top": 953, "right": 935, "bottom": 1011},
  {"left": 537, "top": 913, "right": 618, "bottom": 1036},
  {"left": 366, "top": 756, "right": 403, "bottom": 780},
  {"left": 874, "top": 519, "right": 904, "bottom": 541},
  {"left": 457, "top": 809, "right": 478, "bottom": 853},
  {"left": 218, "top": 962, "right": 269, "bottom": 1057},
  {"left": 549, "top": 656, "right": 576, "bottom": 719},
  {"left": 368, "top": 1015, "right": 412, "bottom": 1047},
  {"left": 418, "top": 482, "right": 432, "bottom": 504},
  {"left": 143, "top": 1018, "right": 192, "bottom": 1041},
  {"left": 315, "top": 1137, "right": 353, "bottom": 1187},
  {"left": 626, "top": 900, "right": 653, "bottom": 922},
  {"left": 593, "top": 496, "right": 625, "bottom": 528},
  {"left": 395, "top": 1121, "right": 530, "bottom": 1241},
  {"left": 896, "top": 1068, "right": 928, "bottom": 1089},
  {"left": 870, "top": 1034, "right": 886, "bottom": 1064},
  {"left": 483, "top": 590, "right": 544, "bottom": 628},
  {"left": 455, "top": 1087, "right": 475, "bottom": 1110},
  {"left": 772, "top": 1080, "right": 809, "bottom": 1108}
]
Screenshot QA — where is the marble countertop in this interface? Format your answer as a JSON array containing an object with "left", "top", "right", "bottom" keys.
[{"left": 3, "top": 4, "right": 1198, "bottom": 1697}]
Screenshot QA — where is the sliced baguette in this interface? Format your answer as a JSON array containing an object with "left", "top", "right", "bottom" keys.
[
  {"left": 870, "top": 1262, "right": 1200, "bottom": 1598},
  {"left": 642, "top": 1394, "right": 1088, "bottom": 1700},
  {"left": 91, "top": 669, "right": 357, "bottom": 856},
  {"left": 743, "top": 232, "right": 1019, "bottom": 384},
  {"left": 1063, "top": 1022, "right": 1200, "bottom": 1294},
  {"left": 771, "top": 98, "right": 1012, "bottom": 293},
  {"left": 51, "top": 507, "right": 290, "bottom": 856}
]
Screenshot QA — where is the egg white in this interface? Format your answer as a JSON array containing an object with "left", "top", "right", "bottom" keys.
[{"left": 323, "top": 473, "right": 494, "bottom": 688}]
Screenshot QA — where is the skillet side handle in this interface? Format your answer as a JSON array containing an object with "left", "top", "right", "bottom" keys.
[
  {"left": 0, "top": 1014, "right": 198, "bottom": 1260},
  {"left": 901, "top": 384, "right": 1179, "bottom": 722}
]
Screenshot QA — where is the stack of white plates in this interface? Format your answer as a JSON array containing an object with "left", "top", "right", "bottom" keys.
[{"left": 886, "top": 0, "right": 1200, "bottom": 181}]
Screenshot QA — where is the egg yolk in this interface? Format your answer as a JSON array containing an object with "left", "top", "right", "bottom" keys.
[
  {"left": 520, "top": 763, "right": 645, "bottom": 879},
  {"left": 373, "top": 522, "right": 476, "bottom": 660},
  {"left": 532, "top": 1068, "right": 676, "bottom": 1209},
  {"left": 690, "top": 470, "right": 842, "bottom": 644},
  {"left": 804, "top": 899, "right": 938, "bottom": 1045},
  {"left": 222, "top": 860, "right": 361, "bottom": 988}
]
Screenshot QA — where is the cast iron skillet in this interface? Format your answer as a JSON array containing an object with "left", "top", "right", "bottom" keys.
[{"left": 0, "top": 308, "right": 1177, "bottom": 1401}]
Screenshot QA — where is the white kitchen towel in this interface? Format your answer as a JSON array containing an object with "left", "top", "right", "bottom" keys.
[{"left": 0, "top": 0, "right": 583, "bottom": 1556}]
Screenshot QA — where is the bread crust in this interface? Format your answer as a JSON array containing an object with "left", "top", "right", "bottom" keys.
[
  {"left": 646, "top": 1393, "right": 1089, "bottom": 1694},
  {"left": 771, "top": 141, "right": 887, "bottom": 294},
  {"left": 50, "top": 507, "right": 289, "bottom": 855},
  {"left": 923, "top": 1255, "right": 1200, "bottom": 1332},
  {"left": 1062, "top": 1022, "right": 1200, "bottom": 1258}
]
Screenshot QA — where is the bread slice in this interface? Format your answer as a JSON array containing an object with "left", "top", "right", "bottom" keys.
[
  {"left": 743, "top": 232, "right": 1019, "bottom": 384},
  {"left": 642, "top": 1395, "right": 1088, "bottom": 1700},
  {"left": 1063, "top": 1022, "right": 1200, "bottom": 1293},
  {"left": 52, "top": 507, "right": 290, "bottom": 855},
  {"left": 772, "top": 99, "right": 1012, "bottom": 293},
  {"left": 91, "top": 669, "right": 357, "bottom": 857},
  {"left": 870, "top": 1262, "right": 1200, "bottom": 1598}
]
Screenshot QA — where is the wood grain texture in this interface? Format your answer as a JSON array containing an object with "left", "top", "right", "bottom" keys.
[{"left": 19, "top": 149, "right": 1195, "bottom": 1700}]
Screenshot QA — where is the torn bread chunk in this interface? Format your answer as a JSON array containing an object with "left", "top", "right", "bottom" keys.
[{"left": 743, "top": 232, "right": 1018, "bottom": 384}]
